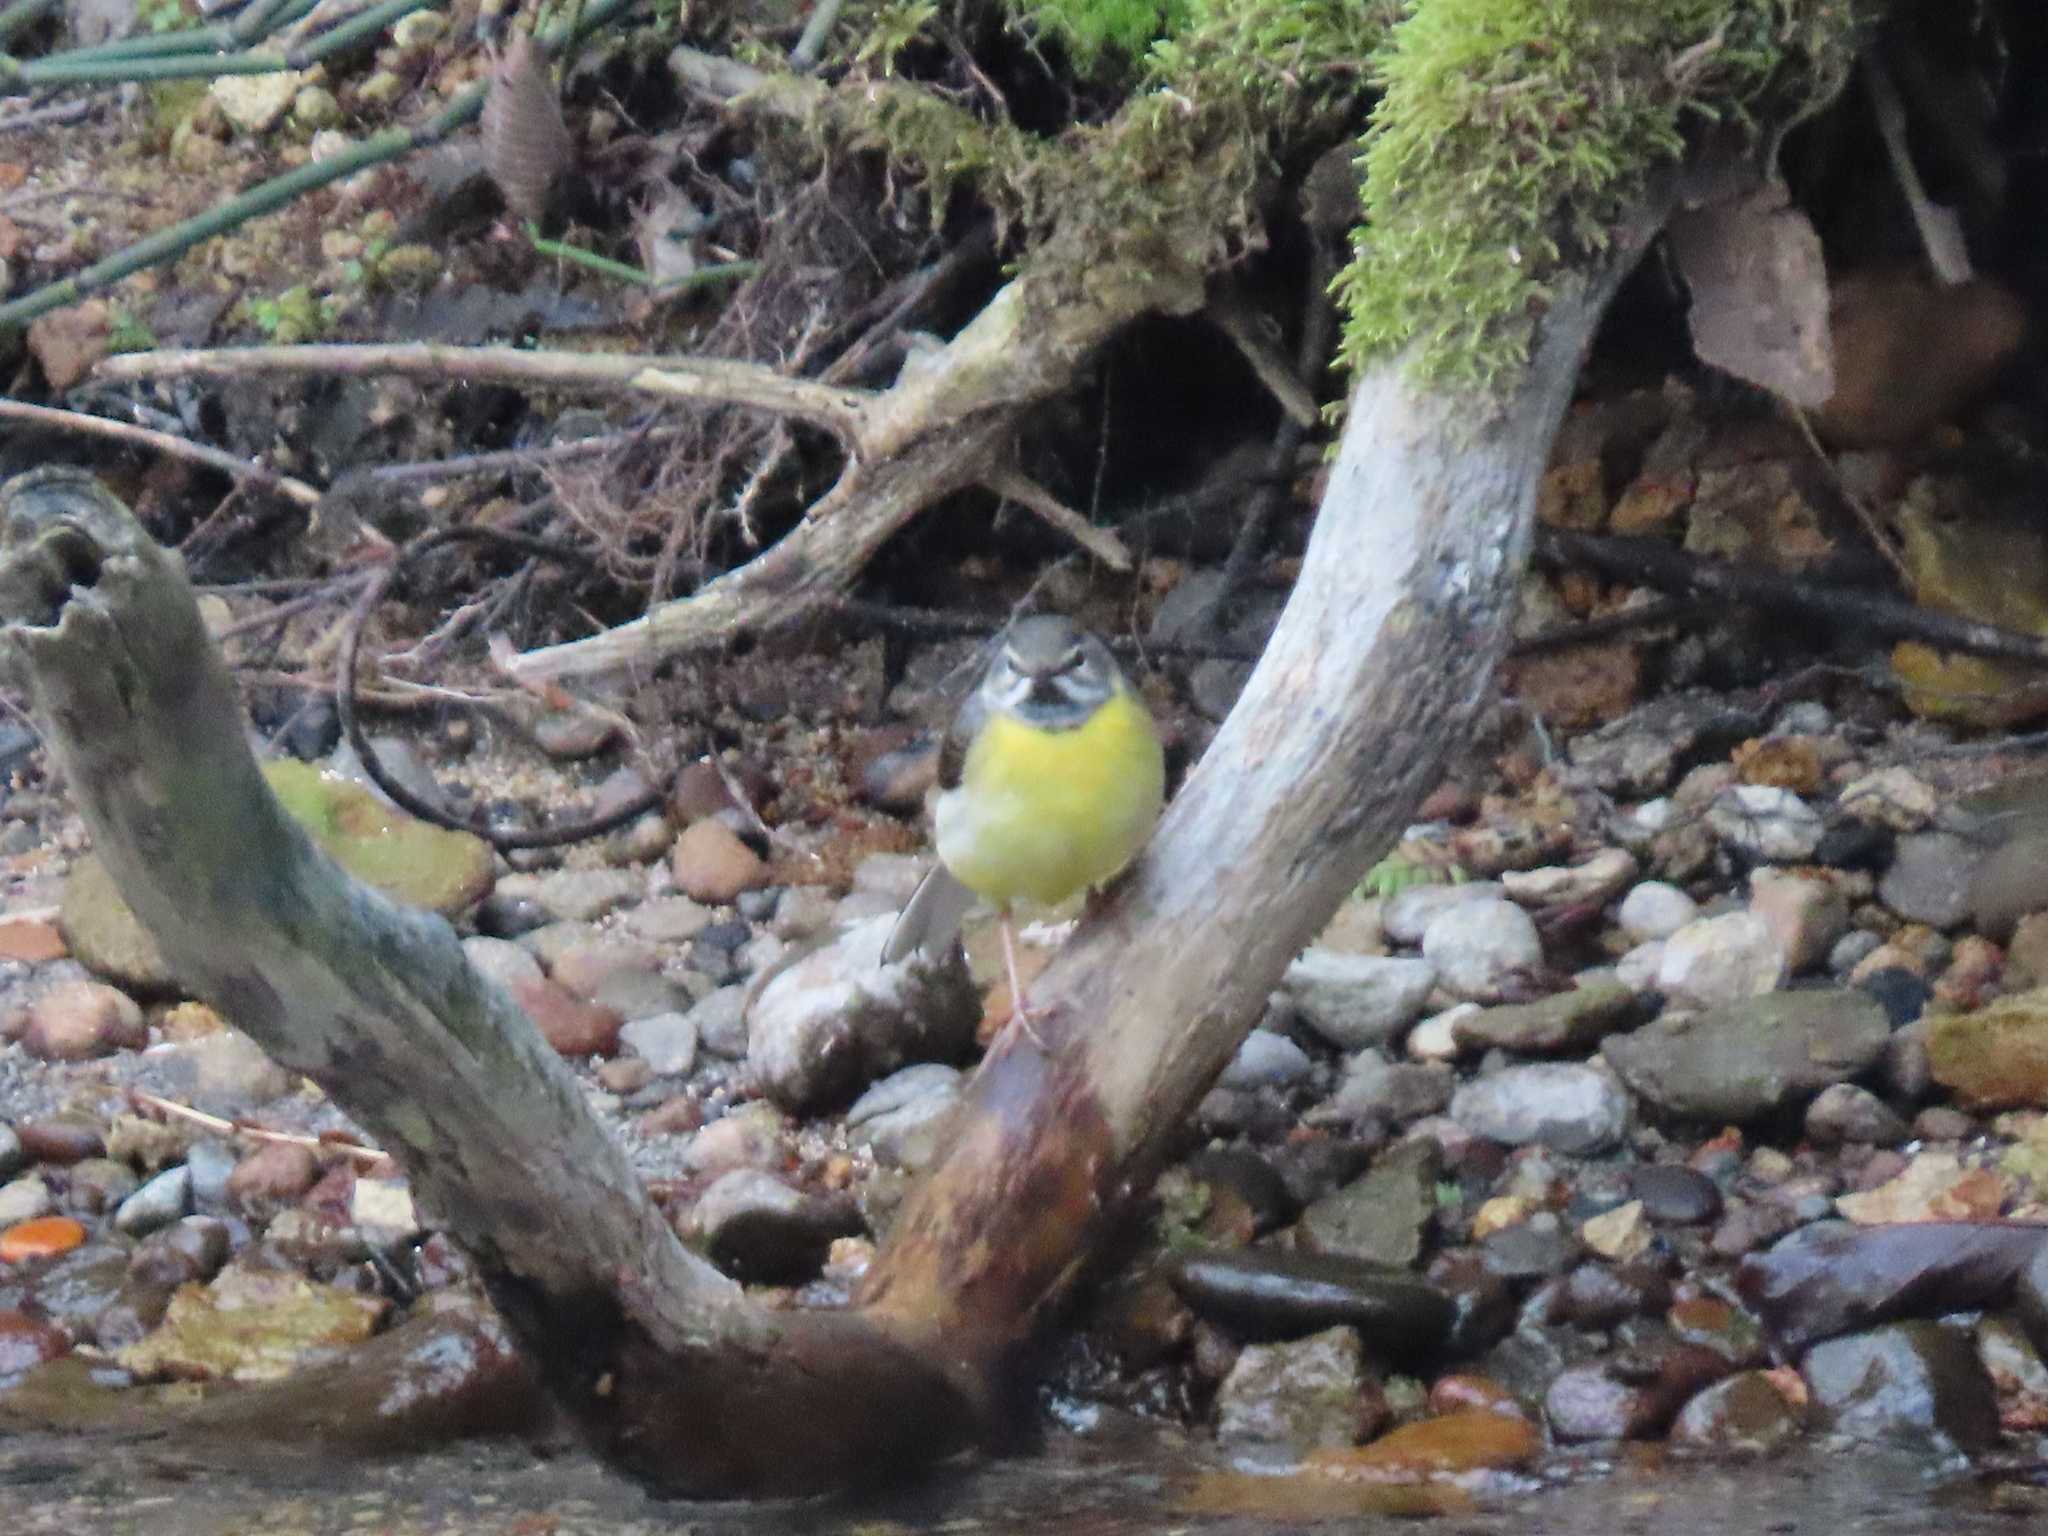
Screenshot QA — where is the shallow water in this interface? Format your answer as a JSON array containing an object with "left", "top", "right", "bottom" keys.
[{"left": 0, "top": 1421, "right": 2036, "bottom": 1536}]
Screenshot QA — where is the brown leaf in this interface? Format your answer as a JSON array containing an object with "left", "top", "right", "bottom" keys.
[
  {"left": 481, "top": 34, "right": 574, "bottom": 224},
  {"left": 1669, "top": 181, "right": 1833, "bottom": 408}
]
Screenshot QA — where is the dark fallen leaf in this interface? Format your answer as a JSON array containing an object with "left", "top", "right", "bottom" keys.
[{"left": 1737, "top": 1220, "right": 2048, "bottom": 1355}]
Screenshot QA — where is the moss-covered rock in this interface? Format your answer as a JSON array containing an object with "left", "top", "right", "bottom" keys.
[{"left": 1927, "top": 989, "right": 2048, "bottom": 1109}]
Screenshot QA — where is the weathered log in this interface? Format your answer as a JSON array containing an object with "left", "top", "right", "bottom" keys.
[{"left": 0, "top": 201, "right": 1663, "bottom": 1496}]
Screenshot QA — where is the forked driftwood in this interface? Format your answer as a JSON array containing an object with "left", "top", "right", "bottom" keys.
[{"left": 1, "top": 196, "right": 1661, "bottom": 1495}]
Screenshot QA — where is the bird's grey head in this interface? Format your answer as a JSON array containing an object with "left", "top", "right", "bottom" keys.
[{"left": 984, "top": 615, "right": 1120, "bottom": 727}]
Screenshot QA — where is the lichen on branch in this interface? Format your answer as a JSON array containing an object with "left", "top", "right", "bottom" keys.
[{"left": 1336, "top": 0, "right": 1863, "bottom": 394}]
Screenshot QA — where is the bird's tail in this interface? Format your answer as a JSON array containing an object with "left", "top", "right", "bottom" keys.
[{"left": 881, "top": 863, "right": 977, "bottom": 965}]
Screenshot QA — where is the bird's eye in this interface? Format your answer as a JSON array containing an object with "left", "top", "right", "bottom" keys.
[{"left": 1058, "top": 647, "right": 1085, "bottom": 673}]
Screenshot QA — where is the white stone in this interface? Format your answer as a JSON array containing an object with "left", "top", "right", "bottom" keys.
[
  {"left": 1616, "top": 881, "right": 1699, "bottom": 943},
  {"left": 1283, "top": 950, "right": 1437, "bottom": 1049},
  {"left": 1503, "top": 848, "right": 1638, "bottom": 907},
  {"left": 1405, "top": 1005, "right": 1474, "bottom": 1062},
  {"left": 1707, "top": 785, "right": 1825, "bottom": 861},
  {"left": 1420, "top": 898, "right": 1543, "bottom": 1001},
  {"left": 1656, "top": 910, "right": 1786, "bottom": 1008},
  {"left": 1381, "top": 882, "right": 1506, "bottom": 945}
]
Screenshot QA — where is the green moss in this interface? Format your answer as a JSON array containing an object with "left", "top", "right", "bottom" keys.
[
  {"left": 1013, "top": 0, "right": 1190, "bottom": 65},
  {"left": 1336, "top": 0, "right": 1860, "bottom": 394}
]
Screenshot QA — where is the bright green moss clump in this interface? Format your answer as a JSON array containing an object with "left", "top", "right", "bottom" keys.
[{"left": 1337, "top": 0, "right": 1860, "bottom": 393}]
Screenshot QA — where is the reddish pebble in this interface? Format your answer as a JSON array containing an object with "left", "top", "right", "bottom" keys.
[
  {"left": 17, "top": 1117, "right": 106, "bottom": 1166},
  {"left": 0, "top": 1307, "right": 69, "bottom": 1372},
  {"left": 225, "top": 1140, "right": 320, "bottom": 1213},
  {"left": 0, "top": 1215, "right": 87, "bottom": 1263},
  {"left": 510, "top": 974, "right": 622, "bottom": 1058},
  {"left": 0, "top": 915, "right": 66, "bottom": 964},
  {"left": 22, "top": 979, "right": 146, "bottom": 1062}
]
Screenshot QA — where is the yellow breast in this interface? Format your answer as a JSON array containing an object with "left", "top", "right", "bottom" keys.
[{"left": 935, "top": 688, "right": 1165, "bottom": 911}]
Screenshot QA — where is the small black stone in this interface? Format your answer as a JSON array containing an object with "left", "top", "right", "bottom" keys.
[{"left": 1857, "top": 966, "right": 1933, "bottom": 1028}]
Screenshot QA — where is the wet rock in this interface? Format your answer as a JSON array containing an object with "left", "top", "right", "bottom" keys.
[
  {"left": 1167, "top": 1248, "right": 1454, "bottom": 1362},
  {"left": 689, "top": 1169, "right": 862, "bottom": 1285},
  {"left": 1427, "top": 1250, "right": 1518, "bottom": 1357},
  {"left": 510, "top": 973, "right": 622, "bottom": 1059},
  {"left": 1749, "top": 869, "right": 1848, "bottom": 974},
  {"left": 1968, "top": 831, "right": 2048, "bottom": 941},
  {"left": 57, "top": 855, "right": 175, "bottom": 994},
  {"left": 1481, "top": 1214, "right": 1580, "bottom": 1281},
  {"left": 22, "top": 979, "right": 146, "bottom": 1061},
  {"left": 618, "top": 1011, "right": 698, "bottom": 1077},
  {"left": 117, "top": 1261, "right": 388, "bottom": 1383},
  {"left": 1213, "top": 1326, "right": 1374, "bottom": 1461},
  {"left": 1501, "top": 849, "right": 1637, "bottom": 908},
  {"left": 1708, "top": 785, "right": 1824, "bottom": 861},
  {"left": 1617, "top": 881, "right": 1699, "bottom": 943},
  {"left": 1668, "top": 1370, "right": 1806, "bottom": 1453},
  {"left": 128, "top": 1215, "right": 230, "bottom": 1290},
  {"left": 24, "top": 1242, "right": 130, "bottom": 1340},
  {"left": 1421, "top": 899, "right": 1543, "bottom": 1002},
  {"left": 184, "top": 1139, "right": 237, "bottom": 1213},
  {"left": 153, "top": 1030, "right": 294, "bottom": 1112},
  {"left": 264, "top": 758, "right": 493, "bottom": 915},
  {"left": 1220, "top": 1028, "right": 1314, "bottom": 1090},
  {"left": 669, "top": 819, "right": 767, "bottom": 904},
  {"left": 548, "top": 935, "right": 661, "bottom": 1000},
  {"left": 1655, "top": 911, "right": 1786, "bottom": 1009},
  {"left": 1803, "top": 1321, "right": 2000, "bottom": 1452},
  {"left": 1579, "top": 1201, "right": 1652, "bottom": 1263},
  {"left": 1283, "top": 951, "right": 1436, "bottom": 1050},
  {"left": 1927, "top": 988, "right": 2048, "bottom": 1108},
  {"left": 1839, "top": 767, "right": 1938, "bottom": 830},
  {"left": 1450, "top": 978, "right": 1639, "bottom": 1056},
  {"left": 1977, "top": 1313, "right": 2048, "bottom": 1431},
  {"left": 1631, "top": 1164, "right": 1724, "bottom": 1226},
  {"left": 524, "top": 867, "right": 642, "bottom": 923},
  {"left": 623, "top": 894, "right": 715, "bottom": 944},
  {"left": 0, "top": 1308, "right": 69, "bottom": 1374},
  {"left": 1804, "top": 1083, "right": 1909, "bottom": 1147},
  {"left": 1603, "top": 989, "right": 1890, "bottom": 1121},
  {"left": 1299, "top": 1138, "right": 1441, "bottom": 1268},
  {"left": 748, "top": 916, "right": 980, "bottom": 1112},
  {"left": 1381, "top": 883, "right": 1508, "bottom": 945},
  {"left": 1545, "top": 1339, "right": 1729, "bottom": 1442},
  {"left": 846, "top": 1063, "right": 961, "bottom": 1171},
  {"left": 18, "top": 1117, "right": 104, "bottom": 1166},
  {"left": 1450, "top": 1063, "right": 1630, "bottom": 1154},
  {"left": 1880, "top": 832, "right": 1979, "bottom": 929},
  {"left": 473, "top": 890, "right": 551, "bottom": 939},
  {"left": 225, "top": 1142, "right": 320, "bottom": 1218},
  {"left": 689, "top": 984, "right": 750, "bottom": 1059},
  {"left": 112, "top": 1167, "right": 192, "bottom": 1239},
  {"left": 61, "top": 1158, "right": 136, "bottom": 1216},
  {"left": 1326, "top": 1051, "right": 1454, "bottom": 1124},
  {"left": 1567, "top": 702, "right": 1701, "bottom": 794}
]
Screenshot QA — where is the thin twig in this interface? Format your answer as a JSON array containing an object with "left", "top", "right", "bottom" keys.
[
  {"left": 1863, "top": 46, "right": 1972, "bottom": 285},
  {"left": 0, "top": 98, "right": 89, "bottom": 132},
  {"left": 96, "top": 342, "right": 873, "bottom": 443},
  {"left": 789, "top": 0, "right": 843, "bottom": 69},
  {"left": 0, "top": 398, "right": 321, "bottom": 506},
  {"left": 984, "top": 466, "right": 1134, "bottom": 570},
  {"left": 131, "top": 1090, "right": 389, "bottom": 1167},
  {"left": 1791, "top": 407, "right": 1910, "bottom": 583},
  {"left": 1206, "top": 285, "right": 1320, "bottom": 428}
]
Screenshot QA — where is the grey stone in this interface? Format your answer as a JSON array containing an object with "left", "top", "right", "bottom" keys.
[
  {"left": 1420, "top": 898, "right": 1543, "bottom": 1002},
  {"left": 619, "top": 1011, "right": 699, "bottom": 1076},
  {"left": 462, "top": 934, "right": 545, "bottom": 990},
  {"left": 0, "top": 1174, "right": 51, "bottom": 1225},
  {"left": 114, "top": 1164, "right": 191, "bottom": 1236},
  {"left": 1803, "top": 1082, "right": 1909, "bottom": 1147},
  {"left": 1630, "top": 1164, "right": 1723, "bottom": 1225},
  {"left": 1380, "top": 882, "right": 1507, "bottom": 945},
  {"left": 623, "top": 894, "right": 715, "bottom": 943},
  {"left": 1828, "top": 930, "right": 1884, "bottom": 976},
  {"left": 184, "top": 1138, "right": 238, "bottom": 1212},
  {"left": 1450, "top": 1063, "right": 1631, "bottom": 1154},
  {"left": 1967, "top": 831, "right": 2048, "bottom": 940},
  {"left": 527, "top": 868, "right": 644, "bottom": 923},
  {"left": 690, "top": 985, "right": 751, "bottom": 1059},
  {"left": 1451, "top": 978, "right": 1639, "bottom": 1055},
  {"left": 589, "top": 969, "right": 689, "bottom": 1024},
  {"left": 1213, "top": 1326, "right": 1372, "bottom": 1461},
  {"left": 1326, "top": 1050, "right": 1455, "bottom": 1124},
  {"left": 1880, "top": 832, "right": 1980, "bottom": 929},
  {"left": 1603, "top": 989, "right": 1891, "bottom": 1121},
  {"left": 1283, "top": 950, "right": 1436, "bottom": 1050},
  {"left": 1298, "top": 1137, "right": 1441, "bottom": 1268},
  {"left": 1804, "top": 1321, "right": 2000, "bottom": 1453},
  {"left": 1220, "top": 1029, "right": 1315, "bottom": 1090},
  {"left": 0, "top": 1123, "right": 22, "bottom": 1181},
  {"left": 847, "top": 1063, "right": 962, "bottom": 1170}
]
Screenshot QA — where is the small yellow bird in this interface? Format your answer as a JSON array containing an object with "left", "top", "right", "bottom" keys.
[{"left": 881, "top": 615, "right": 1165, "bottom": 1036}]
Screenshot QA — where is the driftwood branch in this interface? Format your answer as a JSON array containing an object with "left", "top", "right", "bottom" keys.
[{"left": 1536, "top": 527, "right": 2048, "bottom": 667}]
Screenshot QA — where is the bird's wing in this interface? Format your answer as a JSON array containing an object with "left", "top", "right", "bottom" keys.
[
  {"left": 880, "top": 861, "right": 978, "bottom": 964},
  {"left": 936, "top": 683, "right": 982, "bottom": 793}
]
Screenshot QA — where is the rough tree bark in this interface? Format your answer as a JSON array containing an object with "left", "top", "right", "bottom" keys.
[{"left": 3, "top": 187, "right": 1665, "bottom": 1504}]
